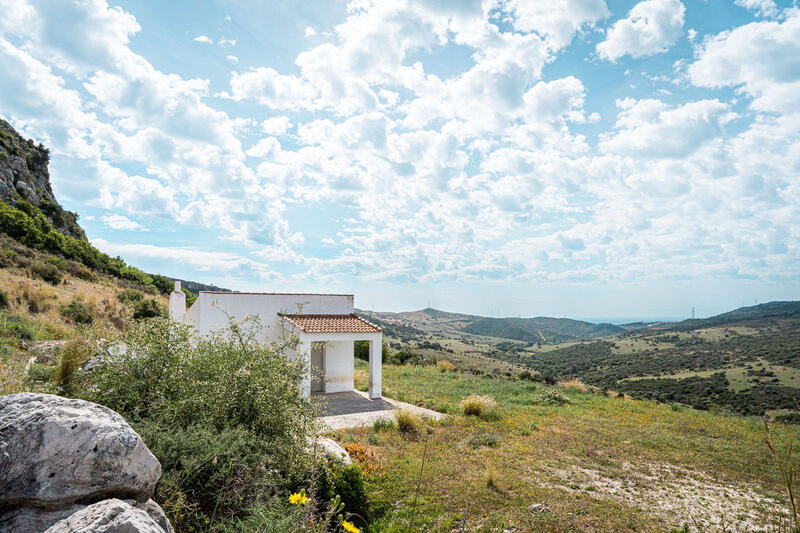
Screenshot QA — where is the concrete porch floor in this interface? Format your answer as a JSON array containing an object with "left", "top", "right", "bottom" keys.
[{"left": 314, "top": 390, "right": 445, "bottom": 430}]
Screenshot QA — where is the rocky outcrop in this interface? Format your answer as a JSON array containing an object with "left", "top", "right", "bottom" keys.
[
  {"left": 0, "top": 393, "right": 171, "bottom": 533},
  {"left": 0, "top": 119, "right": 85, "bottom": 240},
  {"left": 44, "top": 499, "right": 165, "bottom": 533}
]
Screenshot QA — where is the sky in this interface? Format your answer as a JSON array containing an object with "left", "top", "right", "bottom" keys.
[{"left": 0, "top": 0, "right": 798, "bottom": 320}]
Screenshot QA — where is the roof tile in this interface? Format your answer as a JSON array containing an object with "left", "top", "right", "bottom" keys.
[{"left": 279, "top": 313, "right": 382, "bottom": 334}]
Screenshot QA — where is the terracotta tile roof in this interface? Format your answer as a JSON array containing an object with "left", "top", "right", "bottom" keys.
[{"left": 279, "top": 313, "right": 383, "bottom": 334}]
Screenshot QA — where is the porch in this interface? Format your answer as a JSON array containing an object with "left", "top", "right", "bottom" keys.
[
  {"left": 314, "top": 390, "right": 446, "bottom": 431},
  {"left": 280, "top": 313, "right": 383, "bottom": 399}
]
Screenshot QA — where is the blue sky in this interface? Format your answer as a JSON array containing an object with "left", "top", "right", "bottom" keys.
[{"left": 1, "top": 0, "right": 798, "bottom": 319}]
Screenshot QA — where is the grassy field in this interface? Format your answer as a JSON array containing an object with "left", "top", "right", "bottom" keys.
[{"left": 342, "top": 360, "right": 799, "bottom": 532}]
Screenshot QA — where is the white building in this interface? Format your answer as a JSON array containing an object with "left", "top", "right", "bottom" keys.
[{"left": 168, "top": 282, "right": 383, "bottom": 399}]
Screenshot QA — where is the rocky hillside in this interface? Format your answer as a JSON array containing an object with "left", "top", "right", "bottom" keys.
[{"left": 0, "top": 119, "right": 85, "bottom": 240}]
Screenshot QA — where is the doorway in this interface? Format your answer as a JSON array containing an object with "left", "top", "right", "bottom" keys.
[{"left": 310, "top": 343, "right": 325, "bottom": 393}]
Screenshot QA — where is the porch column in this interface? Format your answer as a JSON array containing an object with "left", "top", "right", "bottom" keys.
[
  {"left": 368, "top": 336, "right": 382, "bottom": 399},
  {"left": 297, "top": 337, "right": 312, "bottom": 398}
]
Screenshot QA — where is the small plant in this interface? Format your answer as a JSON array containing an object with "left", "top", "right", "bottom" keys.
[
  {"left": 764, "top": 419, "right": 800, "bottom": 532},
  {"left": 484, "top": 464, "right": 498, "bottom": 490},
  {"left": 395, "top": 409, "right": 422, "bottom": 435},
  {"left": 461, "top": 394, "right": 498, "bottom": 418},
  {"left": 54, "top": 338, "right": 95, "bottom": 392},
  {"left": 60, "top": 298, "right": 94, "bottom": 325},
  {"left": 437, "top": 359, "right": 455, "bottom": 372},
  {"left": 132, "top": 298, "right": 166, "bottom": 319},
  {"left": 30, "top": 260, "right": 62, "bottom": 285},
  {"left": 372, "top": 417, "right": 396, "bottom": 431},
  {"left": 467, "top": 433, "right": 499, "bottom": 449},
  {"left": 534, "top": 389, "right": 573, "bottom": 406}
]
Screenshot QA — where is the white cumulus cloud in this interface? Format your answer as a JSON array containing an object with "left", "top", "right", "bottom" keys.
[{"left": 597, "top": 0, "right": 685, "bottom": 61}]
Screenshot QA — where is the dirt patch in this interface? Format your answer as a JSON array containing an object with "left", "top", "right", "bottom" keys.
[{"left": 541, "top": 461, "right": 786, "bottom": 531}]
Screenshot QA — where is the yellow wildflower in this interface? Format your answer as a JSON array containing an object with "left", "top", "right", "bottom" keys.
[
  {"left": 342, "top": 520, "right": 360, "bottom": 533},
  {"left": 289, "top": 492, "right": 308, "bottom": 505}
]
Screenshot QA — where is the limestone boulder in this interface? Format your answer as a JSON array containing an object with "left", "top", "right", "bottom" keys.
[
  {"left": 0, "top": 498, "right": 172, "bottom": 533},
  {"left": 308, "top": 436, "right": 352, "bottom": 466},
  {"left": 44, "top": 499, "right": 165, "bottom": 533},
  {"left": 0, "top": 393, "right": 161, "bottom": 509}
]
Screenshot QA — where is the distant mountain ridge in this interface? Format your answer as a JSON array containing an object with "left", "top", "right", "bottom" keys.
[
  {"left": 670, "top": 301, "right": 800, "bottom": 330},
  {"left": 359, "top": 307, "right": 636, "bottom": 344},
  {"left": 362, "top": 301, "right": 800, "bottom": 345}
]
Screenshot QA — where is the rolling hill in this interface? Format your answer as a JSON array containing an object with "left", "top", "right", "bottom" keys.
[{"left": 360, "top": 307, "right": 638, "bottom": 345}]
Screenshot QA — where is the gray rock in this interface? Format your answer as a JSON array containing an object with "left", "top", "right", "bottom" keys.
[
  {"left": 44, "top": 499, "right": 165, "bottom": 533},
  {"left": 31, "top": 340, "right": 67, "bottom": 365},
  {"left": 308, "top": 436, "right": 352, "bottom": 466},
  {"left": 0, "top": 504, "right": 80, "bottom": 533},
  {"left": 528, "top": 502, "right": 551, "bottom": 513},
  {"left": 0, "top": 500, "right": 173, "bottom": 533},
  {"left": 0, "top": 393, "right": 161, "bottom": 509},
  {"left": 129, "top": 500, "right": 173, "bottom": 533}
]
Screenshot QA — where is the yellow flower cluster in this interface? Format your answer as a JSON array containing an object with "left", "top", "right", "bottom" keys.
[
  {"left": 289, "top": 492, "right": 308, "bottom": 505},
  {"left": 342, "top": 520, "right": 359, "bottom": 533}
]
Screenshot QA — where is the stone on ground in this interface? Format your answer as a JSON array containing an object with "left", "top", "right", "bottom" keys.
[{"left": 0, "top": 393, "right": 161, "bottom": 509}]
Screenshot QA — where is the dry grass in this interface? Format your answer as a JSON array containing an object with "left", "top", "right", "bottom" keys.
[
  {"left": 19, "top": 282, "right": 57, "bottom": 314},
  {"left": 344, "top": 361, "right": 800, "bottom": 532},
  {"left": 460, "top": 394, "right": 498, "bottom": 418},
  {"left": 394, "top": 409, "right": 422, "bottom": 435},
  {"left": 558, "top": 378, "right": 588, "bottom": 393},
  {"left": 437, "top": 359, "right": 455, "bottom": 372}
]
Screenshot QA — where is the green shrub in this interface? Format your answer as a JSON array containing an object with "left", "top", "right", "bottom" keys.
[
  {"left": 78, "top": 317, "right": 315, "bottom": 529},
  {"left": 0, "top": 340, "right": 12, "bottom": 363},
  {"left": 117, "top": 289, "right": 145, "bottom": 305},
  {"left": 387, "top": 350, "right": 422, "bottom": 365},
  {"left": 354, "top": 340, "right": 389, "bottom": 362},
  {"left": 467, "top": 433, "right": 499, "bottom": 448},
  {"left": 60, "top": 299, "right": 94, "bottom": 324},
  {"left": 372, "top": 417, "right": 396, "bottom": 431},
  {"left": 0, "top": 313, "right": 36, "bottom": 340},
  {"left": 30, "top": 260, "right": 62, "bottom": 285},
  {"left": 25, "top": 363, "right": 55, "bottom": 384},
  {"left": 534, "top": 389, "right": 573, "bottom": 406},
  {"left": 0, "top": 289, "right": 7, "bottom": 309},
  {"left": 132, "top": 299, "right": 165, "bottom": 319}
]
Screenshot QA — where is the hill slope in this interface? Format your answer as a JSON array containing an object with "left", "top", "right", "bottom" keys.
[{"left": 361, "top": 307, "right": 630, "bottom": 345}]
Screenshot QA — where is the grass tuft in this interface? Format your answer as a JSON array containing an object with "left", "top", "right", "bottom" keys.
[
  {"left": 558, "top": 378, "right": 588, "bottom": 393},
  {"left": 461, "top": 394, "right": 498, "bottom": 418},
  {"left": 437, "top": 359, "right": 455, "bottom": 372},
  {"left": 394, "top": 409, "right": 422, "bottom": 435}
]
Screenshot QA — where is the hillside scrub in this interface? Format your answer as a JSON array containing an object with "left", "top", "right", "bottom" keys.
[
  {"left": 0, "top": 199, "right": 172, "bottom": 293},
  {"left": 346, "top": 361, "right": 800, "bottom": 531},
  {"left": 75, "top": 317, "right": 318, "bottom": 530}
]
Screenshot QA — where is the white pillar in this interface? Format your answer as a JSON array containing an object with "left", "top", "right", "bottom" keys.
[
  {"left": 169, "top": 280, "right": 186, "bottom": 320},
  {"left": 368, "top": 336, "right": 382, "bottom": 399},
  {"left": 298, "top": 338, "right": 312, "bottom": 398}
]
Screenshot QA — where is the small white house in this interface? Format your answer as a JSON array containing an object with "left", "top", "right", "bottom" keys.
[{"left": 168, "top": 282, "right": 383, "bottom": 399}]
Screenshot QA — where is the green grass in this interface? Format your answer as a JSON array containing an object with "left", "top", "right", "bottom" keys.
[{"left": 349, "top": 361, "right": 800, "bottom": 532}]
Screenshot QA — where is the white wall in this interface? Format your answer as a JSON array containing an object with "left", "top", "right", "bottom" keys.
[
  {"left": 324, "top": 340, "right": 354, "bottom": 393},
  {"left": 181, "top": 292, "right": 354, "bottom": 344}
]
